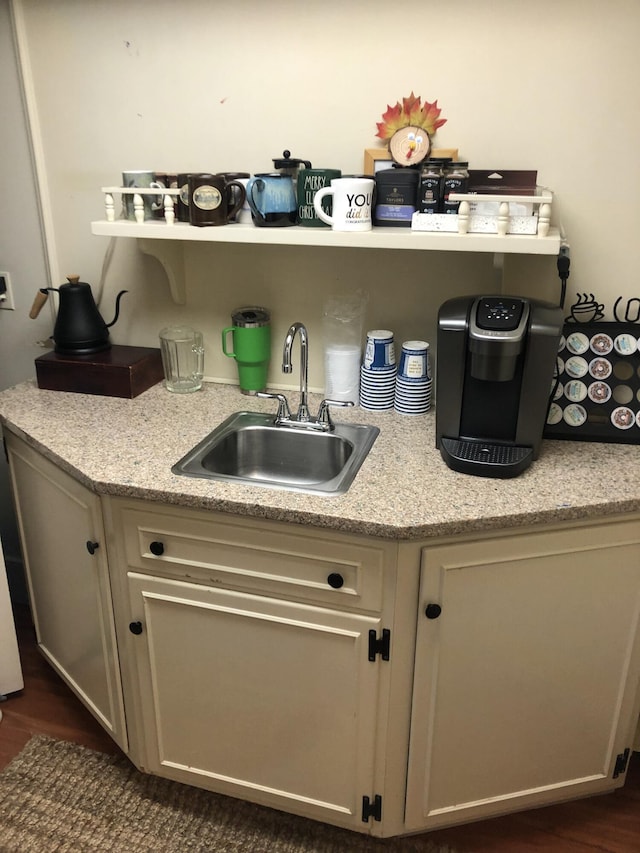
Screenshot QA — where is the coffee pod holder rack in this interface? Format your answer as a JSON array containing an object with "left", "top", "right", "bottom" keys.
[{"left": 543, "top": 321, "right": 640, "bottom": 445}]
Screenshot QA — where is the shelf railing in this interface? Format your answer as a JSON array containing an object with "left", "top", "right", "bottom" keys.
[{"left": 102, "top": 186, "right": 180, "bottom": 224}]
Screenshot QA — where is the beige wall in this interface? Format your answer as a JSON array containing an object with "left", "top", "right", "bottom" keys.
[{"left": 13, "top": 0, "right": 640, "bottom": 391}]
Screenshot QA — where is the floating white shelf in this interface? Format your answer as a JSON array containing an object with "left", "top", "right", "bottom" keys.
[
  {"left": 91, "top": 218, "right": 561, "bottom": 253},
  {"left": 90, "top": 220, "right": 562, "bottom": 304}
]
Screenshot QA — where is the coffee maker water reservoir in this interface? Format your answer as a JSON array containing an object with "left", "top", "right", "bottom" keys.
[{"left": 436, "top": 295, "right": 563, "bottom": 478}]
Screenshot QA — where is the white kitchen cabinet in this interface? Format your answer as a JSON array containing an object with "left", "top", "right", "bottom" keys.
[
  {"left": 105, "top": 499, "right": 398, "bottom": 833},
  {"left": 4, "top": 432, "right": 127, "bottom": 750},
  {"left": 127, "top": 574, "right": 383, "bottom": 827},
  {"left": 4, "top": 432, "right": 639, "bottom": 838},
  {"left": 405, "top": 519, "right": 640, "bottom": 831}
]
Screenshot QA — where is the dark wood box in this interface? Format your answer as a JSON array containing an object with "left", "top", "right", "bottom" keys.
[{"left": 35, "top": 345, "right": 164, "bottom": 398}]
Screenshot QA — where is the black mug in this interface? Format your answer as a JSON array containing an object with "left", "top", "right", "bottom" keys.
[
  {"left": 188, "top": 174, "right": 246, "bottom": 227},
  {"left": 177, "top": 173, "right": 192, "bottom": 222},
  {"left": 216, "top": 172, "right": 250, "bottom": 222}
]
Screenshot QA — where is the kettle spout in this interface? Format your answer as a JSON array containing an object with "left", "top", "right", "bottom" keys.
[{"left": 105, "top": 290, "right": 128, "bottom": 328}]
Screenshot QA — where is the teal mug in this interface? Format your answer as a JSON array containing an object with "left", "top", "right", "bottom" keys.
[
  {"left": 222, "top": 306, "right": 271, "bottom": 394},
  {"left": 245, "top": 173, "right": 297, "bottom": 227}
]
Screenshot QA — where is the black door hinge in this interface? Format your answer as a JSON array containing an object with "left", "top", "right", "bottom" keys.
[
  {"left": 362, "top": 794, "right": 382, "bottom": 822},
  {"left": 613, "top": 748, "right": 630, "bottom": 778},
  {"left": 368, "top": 628, "right": 390, "bottom": 662}
]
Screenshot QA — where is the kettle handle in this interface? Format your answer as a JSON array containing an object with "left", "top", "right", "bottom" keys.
[
  {"left": 29, "top": 287, "right": 57, "bottom": 319},
  {"left": 105, "top": 289, "right": 128, "bottom": 328}
]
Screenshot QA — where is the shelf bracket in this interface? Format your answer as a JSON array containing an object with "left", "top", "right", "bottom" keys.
[{"left": 137, "top": 239, "right": 186, "bottom": 305}]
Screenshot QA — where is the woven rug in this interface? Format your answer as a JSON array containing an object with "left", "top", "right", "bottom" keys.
[{"left": 0, "top": 736, "right": 458, "bottom": 853}]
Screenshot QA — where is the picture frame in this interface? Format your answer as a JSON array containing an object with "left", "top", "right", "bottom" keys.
[{"left": 363, "top": 147, "right": 459, "bottom": 174}]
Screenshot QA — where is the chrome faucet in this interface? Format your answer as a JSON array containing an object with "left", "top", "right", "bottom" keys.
[
  {"left": 257, "top": 321, "right": 354, "bottom": 430},
  {"left": 282, "top": 321, "right": 311, "bottom": 422}
]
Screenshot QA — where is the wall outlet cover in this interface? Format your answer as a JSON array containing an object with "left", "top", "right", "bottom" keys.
[{"left": 0, "top": 272, "right": 15, "bottom": 310}]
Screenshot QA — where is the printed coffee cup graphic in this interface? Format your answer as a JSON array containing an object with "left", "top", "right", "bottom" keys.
[{"left": 567, "top": 293, "right": 604, "bottom": 324}]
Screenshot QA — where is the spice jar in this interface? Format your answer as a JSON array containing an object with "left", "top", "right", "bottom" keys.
[
  {"left": 418, "top": 160, "right": 446, "bottom": 213},
  {"left": 443, "top": 161, "right": 469, "bottom": 214}
]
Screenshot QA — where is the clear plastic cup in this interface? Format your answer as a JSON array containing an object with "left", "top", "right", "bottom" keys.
[{"left": 324, "top": 344, "right": 360, "bottom": 403}]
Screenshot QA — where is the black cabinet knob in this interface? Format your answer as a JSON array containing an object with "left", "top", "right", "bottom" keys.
[
  {"left": 86, "top": 541, "right": 99, "bottom": 555},
  {"left": 129, "top": 621, "right": 143, "bottom": 635},
  {"left": 149, "top": 541, "right": 165, "bottom": 556},
  {"left": 425, "top": 603, "right": 442, "bottom": 619},
  {"left": 327, "top": 572, "right": 344, "bottom": 589}
]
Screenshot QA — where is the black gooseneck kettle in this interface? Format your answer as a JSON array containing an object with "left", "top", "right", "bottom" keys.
[{"left": 31, "top": 275, "right": 128, "bottom": 356}]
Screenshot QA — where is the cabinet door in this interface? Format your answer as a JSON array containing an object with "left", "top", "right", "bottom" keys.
[
  {"left": 405, "top": 521, "right": 640, "bottom": 831},
  {"left": 6, "top": 434, "right": 127, "bottom": 750},
  {"left": 127, "top": 572, "right": 382, "bottom": 830}
]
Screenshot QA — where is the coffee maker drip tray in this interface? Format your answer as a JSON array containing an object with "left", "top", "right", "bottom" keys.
[{"left": 440, "top": 437, "right": 533, "bottom": 479}]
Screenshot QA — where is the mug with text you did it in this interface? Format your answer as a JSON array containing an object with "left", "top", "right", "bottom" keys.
[{"left": 313, "top": 177, "right": 374, "bottom": 232}]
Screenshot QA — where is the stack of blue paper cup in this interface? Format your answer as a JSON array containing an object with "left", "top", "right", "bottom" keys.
[
  {"left": 360, "top": 330, "right": 396, "bottom": 411},
  {"left": 394, "top": 340, "right": 432, "bottom": 415}
]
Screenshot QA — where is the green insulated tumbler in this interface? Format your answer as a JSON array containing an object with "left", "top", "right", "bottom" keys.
[{"left": 222, "top": 306, "right": 271, "bottom": 394}]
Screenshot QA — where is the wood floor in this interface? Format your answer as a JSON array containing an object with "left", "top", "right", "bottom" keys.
[
  {"left": 0, "top": 604, "right": 121, "bottom": 770},
  {"left": 2, "top": 603, "right": 639, "bottom": 852}
]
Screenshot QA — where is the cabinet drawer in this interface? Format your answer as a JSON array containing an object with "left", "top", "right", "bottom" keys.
[{"left": 113, "top": 502, "right": 387, "bottom": 612}]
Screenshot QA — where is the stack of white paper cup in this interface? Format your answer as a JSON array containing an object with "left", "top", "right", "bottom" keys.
[{"left": 324, "top": 344, "right": 361, "bottom": 404}]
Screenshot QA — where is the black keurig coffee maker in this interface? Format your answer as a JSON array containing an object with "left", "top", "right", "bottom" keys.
[{"left": 436, "top": 295, "right": 563, "bottom": 478}]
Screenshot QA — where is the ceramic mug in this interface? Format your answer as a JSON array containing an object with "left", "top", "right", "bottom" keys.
[
  {"left": 176, "top": 173, "right": 193, "bottom": 222},
  {"left": 313, "top": 177, "right": 374, "bottom": 232},
  {"left": 245, "top": 173, "right": 297, "bottom": 227},
  {"left": 216, "top": 172, "right": 251, "bottom": 222},
  {"left": 188, "top": 174, "right": 246, "bottom": 227},
  {"left": 297, "top": 168, "right": 342, "bottom": 227},
  {"left": 122, "top": 170, "right": 165, "bottom": 221}
]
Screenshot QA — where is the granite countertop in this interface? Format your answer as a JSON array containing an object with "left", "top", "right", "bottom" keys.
[{"left": 1, "top": 379, "right": 639, "bottom": 541}]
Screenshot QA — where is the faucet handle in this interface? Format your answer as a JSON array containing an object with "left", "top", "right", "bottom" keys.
[
  {"left": 317, "top": 399, "right": 355, "bottom": 429},
  {"left": 256, "top": 392, "right": 291, "bottom": 422}
]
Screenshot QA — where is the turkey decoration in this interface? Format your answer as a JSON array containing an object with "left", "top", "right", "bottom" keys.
[{"left": 376, "top": 92, "right": 447, "bottom": 167}]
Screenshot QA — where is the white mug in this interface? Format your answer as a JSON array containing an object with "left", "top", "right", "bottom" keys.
[{"left": 313, "top": 177, "right": 374, "bottom": 232}]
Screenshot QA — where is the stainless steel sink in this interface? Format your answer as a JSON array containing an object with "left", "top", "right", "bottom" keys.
[{"left": 172, "top": 411, "right": 379, "bottom": 495}]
